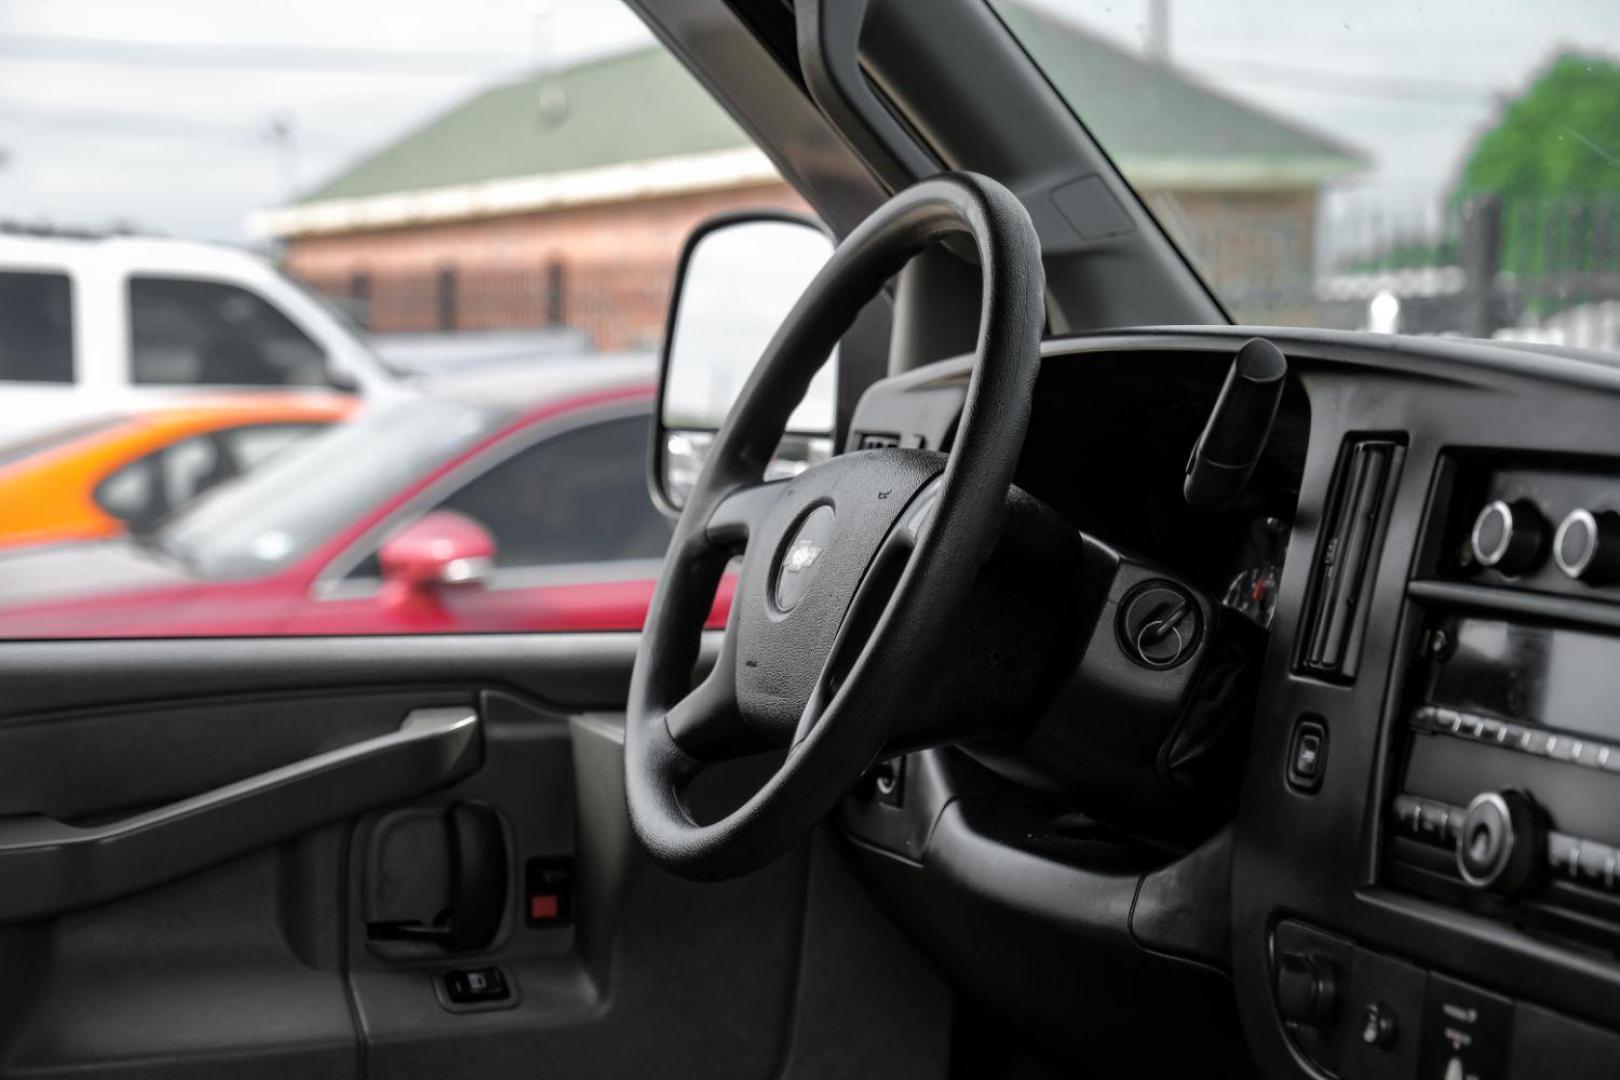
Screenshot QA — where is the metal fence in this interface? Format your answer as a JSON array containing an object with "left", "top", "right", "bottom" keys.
[
  {"left": 298, "top": 194, "right": 1620, "bottom": 358},
  {"left": 1221, "top": 193, "right": 1620, "bottom": 350},
  {"left": 298, "top": 258, "right": 675, "bottom": 352}
]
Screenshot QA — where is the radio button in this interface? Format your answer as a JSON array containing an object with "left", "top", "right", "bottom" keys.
[
  {"left": 1471, "top": 498, "right": 1548, "bottom": 575},
  {"left": 1553, "top": 508, "right": 1620, "bottom": 584},
  {"left": 1420, "top": 805, "right": 1452, "bottom": 841},
  {"left": 1457, "top": 791, "right": 1542, "bottom": 895},
  {"left": 1577, "top": 842, "right": 1613, "bottom": 887},
  {"left": 1548, "top": 834, "right": 1581, "bottom": 879},
  {"left": 1519, "top": 729, "right": 1550, "bottom": 756},
  {"left": 1392, "top": 795, "right": 1424, "bottom": 834},
  {"left": 1568, "top": 738, "right": 1607, "bottom": 764}
]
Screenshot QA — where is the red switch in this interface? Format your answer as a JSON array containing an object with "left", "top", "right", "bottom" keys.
[{"left": 524, "top": 857, "right": 573, "bottom": 926}]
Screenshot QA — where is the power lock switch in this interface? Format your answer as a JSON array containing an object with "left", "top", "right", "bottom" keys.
[
  {"left": 436, "top": 965, "right": 518, "bottom": 1013},
  {"left": 1288, "top": 716, "right": 1327, "bottom": 793}
]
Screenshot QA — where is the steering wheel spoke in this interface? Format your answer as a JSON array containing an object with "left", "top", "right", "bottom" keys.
[
  {"left": 792, "top": 477, "right": 938, "bottom": 745},
  {"left": 664, "top": 614, "right": 760, "bottom": 760},
  {"left": 704, "top": 480, "right": 786, "bottom": 551}
]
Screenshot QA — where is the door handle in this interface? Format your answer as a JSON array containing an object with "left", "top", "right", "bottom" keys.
[
  {"left": 0, "top": 706, "right": 480, "bottom": 922},
  {"left": 369, "top": 801, "right": 508, "bottom": 952}
]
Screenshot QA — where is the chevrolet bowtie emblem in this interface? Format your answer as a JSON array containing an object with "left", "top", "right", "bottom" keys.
[
  {"left": 775, "top": 504, "right": 836, "bottom": 611},
  {"left": 783, "top": 538, "right": 822, "bottom": 573}
]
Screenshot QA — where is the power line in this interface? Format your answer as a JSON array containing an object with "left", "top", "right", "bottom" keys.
[
  {"left": 1183, "top": 54, "right": 1499, "bottom": 105},
  {"left": 0, "top": 99, "right": 348, "bottom": 150},
  {"left": 0, "top": 32, "right": 528, "bottom": 75}
]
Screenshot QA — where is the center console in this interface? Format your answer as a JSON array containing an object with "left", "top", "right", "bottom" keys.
[
  {"left": 1392, "top": 455, "right": 1620, "bottom": 947},
  {"left": 1274, "top": 451, "right": 1620, "bottom": 1079}
]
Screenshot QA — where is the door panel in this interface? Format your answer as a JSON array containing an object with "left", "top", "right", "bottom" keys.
[
  {"left": 2, "top": 828, "right": 356, "bottom": 1079},
  {"left": 0, "top": 634, "right": 952, "bottom": 1079}
]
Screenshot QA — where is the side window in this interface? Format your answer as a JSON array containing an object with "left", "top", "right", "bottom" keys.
[
  {"left": 349, "top": 413, "right": 671, "bottom": 582},
  {"left": 96, "top": 433, "right": 234, "bottom": 532},
  {"left": 129, "top": 277, "right": 331, "bottom": 388},
  {"left": 2, "top": 0, "right": 799, "bottom": 640},
  {"left": 0, "top": 271, "right": 74, "bottom": 384},
  {"left": 437, "top": 413, "right": 672, "bottom": 570},
  {"left": 95, "top": 423, "right": 321, "bottom": 532},
  {"left": 94, "top": 457, "right": 159, "bottom": 528},
  {"left": 219, "top": 423, "right": 324, "bottom": 470}
]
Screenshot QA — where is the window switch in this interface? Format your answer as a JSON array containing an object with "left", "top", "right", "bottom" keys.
[
  {"left": 443, "top": 966, "right": 510, "bottom": 1005},
  {"left": 1288, "top": 717, "right": 1327, "bottom": 793}
]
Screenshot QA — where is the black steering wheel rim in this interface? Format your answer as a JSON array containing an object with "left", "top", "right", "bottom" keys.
[{"left": 627, "top": 172, "right": 1045, "bottom": 881}]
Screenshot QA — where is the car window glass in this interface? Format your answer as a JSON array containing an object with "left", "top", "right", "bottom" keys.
[
  {"left": 0, "top": 272, "right": 74, "bottom": 384},
  {"left": 159, "top": 398, "right": 499, "bottom": 579},
  {"left": 161, "top": 434, "right": 236, "bottom": 509},
  {"left": 129, "top": 277, "right": 331, "bottom": 387},
  {"left": 355, "top": 413, "right": 671, "bottom": 579},
  {"left": 992, "top": 1, "right": 1620, "bottom": 350},
  {"left": 223, "top": 423, "right": 323, "bottom": 470},
  {"left": 0, "top": 0, "right": 779, "bottom": 637},
  {"left": 95, "top": 458, "right": 158, "bottom": 526},
  {"left": 441, "top": 414, "right": 671, "bottom": 568},
  {"left": 96, "top": 423, "right": 327, "bottom": 532}
]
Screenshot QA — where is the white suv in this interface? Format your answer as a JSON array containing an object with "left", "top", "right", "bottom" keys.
[{"left": 0, "top": 232, "right": 399, "bottom": 441}]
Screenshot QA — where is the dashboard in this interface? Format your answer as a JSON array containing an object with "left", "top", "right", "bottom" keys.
[{"left": 835, "top": 326, "right": 1620, "bottom": 1077}]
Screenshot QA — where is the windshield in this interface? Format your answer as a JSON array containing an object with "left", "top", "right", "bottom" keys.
[
  {"left": 159, "top": 396, "right": 502, "bottom": 579},
  {"left": 993, "top": 1, "right": 1620, "bottom": 354}
]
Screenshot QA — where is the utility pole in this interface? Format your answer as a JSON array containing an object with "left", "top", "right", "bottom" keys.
[
  {"left": 263, "top": 114, "right": 298, "bottom": 201},
  {"left": 532, "top": 1, "right": 568, "bottom": 127},
  {"left": 1145, "top": 0, "right": 1171, "bottom": 64}
]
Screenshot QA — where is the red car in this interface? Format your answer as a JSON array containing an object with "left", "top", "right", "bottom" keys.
[{"left": 0, "top": 359, "right": 730, "bottom": 637}]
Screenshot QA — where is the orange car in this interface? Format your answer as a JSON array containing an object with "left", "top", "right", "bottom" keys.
[{"left": 0, "top": 394, "right": 356, "bottom": 550}]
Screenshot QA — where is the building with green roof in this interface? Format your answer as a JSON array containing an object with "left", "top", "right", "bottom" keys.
[{"left": 259, "top": 2, "right": 1361, "bottom": 344}]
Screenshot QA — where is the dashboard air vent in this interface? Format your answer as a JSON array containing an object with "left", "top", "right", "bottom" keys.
[
  {"left": 856, "top": 431, "right": 901, "bottom": 450},
  {"left": 1298, "top": 438, "right": 1404, "bottom": 681}
]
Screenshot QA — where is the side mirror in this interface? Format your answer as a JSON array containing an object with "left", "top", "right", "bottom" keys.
[
  {"left": 653, "top": 213, "right": 837, "bottom": 513},
  {"left": 378, "top": 511, "right": 494, "bottom": 606}
]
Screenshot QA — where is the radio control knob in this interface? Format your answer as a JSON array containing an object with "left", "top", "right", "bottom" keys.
[
  {"left": 1553, "top": 509, "right": 1620, "bottom": 584},
  {"left": 1456, "top": 790, "right": 1541, "bottom": 895},
  {"left": 1470, "top": 499, "right": 1546, "bottom": 575}
]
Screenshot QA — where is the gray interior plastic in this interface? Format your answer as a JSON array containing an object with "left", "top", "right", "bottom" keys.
[{"left": 0, "top": 706, "right": 480, "bottom": 922}]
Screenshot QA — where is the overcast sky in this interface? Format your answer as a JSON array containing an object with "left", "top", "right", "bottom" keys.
[{"left": 2, "top": 0, "right": 1617, "bottom": 244}]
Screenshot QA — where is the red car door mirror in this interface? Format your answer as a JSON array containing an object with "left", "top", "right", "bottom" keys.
[{"left": 378, "top": 511, "right": 495, "bottom": 602}]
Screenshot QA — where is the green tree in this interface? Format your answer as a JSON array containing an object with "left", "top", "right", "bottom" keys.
[
  {"left": 1458, "top": 52, "right": 1620, "bottom": 199},
  {"left": 1454, "top": 52, "right": 1620, "bottom": 279}
]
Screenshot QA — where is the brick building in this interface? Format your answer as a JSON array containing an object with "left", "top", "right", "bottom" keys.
[{"left": 254, "top": 3, "right": 1360, "bottom": 348}]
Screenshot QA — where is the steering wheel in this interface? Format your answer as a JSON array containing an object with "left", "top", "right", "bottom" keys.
[{"left": 627, "top": 172, "right": 1044, "bottom": 880}]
